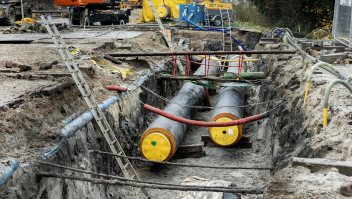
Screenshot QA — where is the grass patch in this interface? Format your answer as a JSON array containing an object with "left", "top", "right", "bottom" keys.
[{"left": 234, "top": 4, "right": 273, "bottom": 32}]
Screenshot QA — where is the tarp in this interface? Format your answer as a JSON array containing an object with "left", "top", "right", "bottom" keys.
[{"left": 175, "top": 176, "right": 233, "bottom": 199}]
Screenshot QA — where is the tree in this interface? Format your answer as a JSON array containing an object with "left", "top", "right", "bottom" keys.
[{"left": 251, "top": 0, "right": 334, "bottom": 33}]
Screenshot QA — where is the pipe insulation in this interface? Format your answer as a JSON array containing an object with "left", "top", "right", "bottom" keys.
[
  {"left": 61, "top": 96, "right": 120, "bottom": 137},
  {"left": 140, "top": 57, "right": 221, "bottom": 162},
  {"left": 208, "top": 54, "right": 245, "bottom": 146},
  {"left": 0, "top": 159, "right": 19, "bottom": 186},
  {"left": 0, "top": 70, "right": 153, "bottom": 186}
]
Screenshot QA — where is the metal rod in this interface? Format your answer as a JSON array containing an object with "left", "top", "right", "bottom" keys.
[
  {"left": 157, "top": 75, "right": 264, "bottom": 82},
  {"left": 37, "top": 161, "right": 263, "bottom": 188},
  {"left": 32, "top": 11, "right": 68, "bottom": 13},
  {"left": 107, "top": 50, "right": 296, "bottom": 57},
  {"left": 37, "top": 172, "right": 264, "bottom": 194},
  {"left": 92, "top": 150, "right": 273, "bottom": 170},
  {"left": 20, "top": 0, "right": 24, "bottom": 24}
]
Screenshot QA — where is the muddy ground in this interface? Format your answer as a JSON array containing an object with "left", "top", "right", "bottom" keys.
[{"left": 1, "top": 8, "right": 352, "bottom": 199}]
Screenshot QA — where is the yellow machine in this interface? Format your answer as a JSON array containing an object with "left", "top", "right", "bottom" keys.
[
  {"left": 137, "top": 0, "right": 233, "bottom": 25},
  {"left": 199, "top": 0, "right": 233, "bottom": 10},
  {"left": 199, "top": 0, "right": 233, "bottom": 26},
  {"left": 138, "top": 0, "right": 190, "bottom": 23}
]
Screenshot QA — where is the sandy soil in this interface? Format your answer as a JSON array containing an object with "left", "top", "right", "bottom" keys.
[{"left": 0, "top": 29, "right": 169, "bottom": 165}]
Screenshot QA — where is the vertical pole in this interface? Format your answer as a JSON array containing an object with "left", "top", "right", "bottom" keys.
[
  {"left": 21, "top": 0, "right": 25, "bottom": 23},
  {"left": 349, "top": 0, "right": 352, "bottom": 49},
  {"left": 220, "top": 7, "right": 225, "bottom": 51}
]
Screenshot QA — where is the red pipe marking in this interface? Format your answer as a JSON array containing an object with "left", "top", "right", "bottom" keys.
[{"left": 105, "top": 85, "right": 127, "bottom": 92}]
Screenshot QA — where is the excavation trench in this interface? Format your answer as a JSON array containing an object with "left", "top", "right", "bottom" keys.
[{"left": 0, "top": 30, "right": 319, "bottom": 199}]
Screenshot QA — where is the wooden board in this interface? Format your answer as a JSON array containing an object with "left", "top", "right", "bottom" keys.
[
  {"left": 201, "top": 135, "right": 252, "bottom": 148},
  {"left": 174, "top": 144, "right": 205, "bottom": 159},
  {"left": 311, "top": 46, "right": 345, "bottom": 52}
]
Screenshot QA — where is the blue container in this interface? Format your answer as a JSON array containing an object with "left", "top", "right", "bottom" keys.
[{"left": 179, "top": 4, "right": 205, "bottom": 24}]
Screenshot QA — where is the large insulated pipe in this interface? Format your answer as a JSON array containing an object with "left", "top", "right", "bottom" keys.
[
  {"left": 140, "top": 57, "right": 221, "bottom": 162},
  {"left": 208, "top": 55, "right": 245, "bottom": 146}
]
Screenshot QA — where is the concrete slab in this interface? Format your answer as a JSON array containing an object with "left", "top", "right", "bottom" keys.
[
  {"left": 0, "top": 31, "right": 144, "bottom": 41},
  {"left": 291, "top": 157, "right": 352, "bottom": 176},
  {"left": 320, "top": 53, "right": 349, "bottom": 64},
  {"left": 98, "top": 31, "right": 144, "bottom": 39}
]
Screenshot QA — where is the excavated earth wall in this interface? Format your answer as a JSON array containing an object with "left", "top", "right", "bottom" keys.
[
  {"left": 0, "top": 73, "right": 183, "bottom": 199},
  {"left": 248, "top": 43, "right": 352, "bottom": 198},
  {"left": 0, "top": 29, "right": 263, "bottom": 198}
]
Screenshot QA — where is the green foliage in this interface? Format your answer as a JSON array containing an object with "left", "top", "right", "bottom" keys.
[
  {"left": 234, "top": 4, "right": 274, "bottom": 31},
  {"left": 250, "top": 0, "right": 334, "bottom": 33}
]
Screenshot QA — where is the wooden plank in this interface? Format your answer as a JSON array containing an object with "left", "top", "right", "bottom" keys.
[
  {"left": 173, "top": 151, "right": 206, "bottom": 159},
  {"left": 201, "top": 135, "right": 252, "bottom": 148},
  {"left": 36, "top": 73, "right": 71, "bottom": 77},
  {"left": 310, "top": 46, "right": 345, "bottom": 52},
  {"left": 176, "top": 144, "right": 203, "bottom": 153},
  {"left": 173, "top": 144, "right": 205, "bottom": 159},
  {"left": 291, "top": 157, "right": 352, "bottom": 176},
  {"left": 201, "top": 135, "right": 250, "bottom": 142}
]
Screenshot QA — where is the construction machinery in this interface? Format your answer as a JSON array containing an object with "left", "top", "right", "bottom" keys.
[
  {"left": 138, "top": 0, "right": 190, "bottom": 23},
  {"left": 199, "top": 0, "right": 234, "bottom": 26},
  {"left": 0, "top": 0, "right": 31, "bottom": 25},
  {"left": 53, "top": 0, "right": 131, "bottom": 25},
  {"left": 138, "top": 0, "right": 234, "bottom": 26}
]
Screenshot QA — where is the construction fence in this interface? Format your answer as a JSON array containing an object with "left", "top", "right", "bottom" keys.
[{"left": 333, "top": 0, "right": 352, "bottom": 48}]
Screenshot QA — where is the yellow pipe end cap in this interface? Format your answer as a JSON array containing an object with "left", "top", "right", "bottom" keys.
[
  {"left": 156, "top": 7, "right": 168, "bottom": 18},
  {"left": 210, "top": 118, "right": 239, "bottom": 146},
  {"left": 141, "top": 133, "right": 171, "bottom": 162}
]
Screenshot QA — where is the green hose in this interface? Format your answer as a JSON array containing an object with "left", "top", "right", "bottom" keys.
[
  {"left": 285, "top": 32, "right": 305, "bottom": 66},
  {"left": 284, "top": 28, "right": 294, "bottom": 39},
  {"left": 304, "top": 62, "right": 340, "bottom": 103},
  {"left": 323, "top": 79, "right": 352, "bottom": 126},
  {"left": 307, "top": 62, "right": 339, "bottom": 83},
  {"left": 283, "top": 36, "right": 290, "bottom": 49}
]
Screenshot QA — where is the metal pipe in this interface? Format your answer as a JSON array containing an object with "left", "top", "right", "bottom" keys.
[
  {"left": 107, "top": 50, "right": 296, "bottom": 57},
  {"left": 20, "top": 0, "right": 24, "bottom": 25},
  {"left": 139, "top": 58, "right": 220, "bottom": 162},
  {"left": 208, "top": 54, "right": 244, "bottom": 146},
  {"left": 323, "top": 79, "right": 352, "bottom": 126},
  {"left": 158, "top": 72, "right": 265, "bottom": 82},
  {"left": 32, "top": 11, "right": 67, "bottom": 13},
  {"left": 140, "top": 82, "right": 205, "bottom": 162}
]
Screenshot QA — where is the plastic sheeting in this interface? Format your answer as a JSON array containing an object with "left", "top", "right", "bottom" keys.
[{"left": 175, "top": 176, "right": 232, "bottom": 199}]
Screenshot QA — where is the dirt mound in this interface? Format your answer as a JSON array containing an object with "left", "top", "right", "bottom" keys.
[{"left": 305, "top": 28, "right": 333, "bottom": 40}]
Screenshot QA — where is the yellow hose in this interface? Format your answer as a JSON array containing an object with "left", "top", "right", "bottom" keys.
[
  {"left": 323, "top": 108, "right": 328, "bottom": 126},
  {"left": 197, "top": 55, "right": 258, "bottom": 62},
  {"left": 304, "top": 82, "right": 310, "bottom": 104}
]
